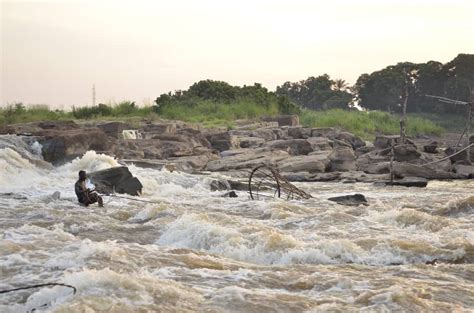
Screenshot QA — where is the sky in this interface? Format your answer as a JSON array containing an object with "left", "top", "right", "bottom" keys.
[{"left": 1, "top": 0, "right": 473, "bottom": 108}]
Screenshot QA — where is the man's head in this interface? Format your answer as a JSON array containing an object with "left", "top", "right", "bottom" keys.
[{"left": 78, "top": 170, "right": 87, "bottom": 181}]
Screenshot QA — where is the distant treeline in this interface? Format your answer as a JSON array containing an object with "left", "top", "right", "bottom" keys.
[{"left": 155, "top": 53, "right": 473, "bottom": 114}]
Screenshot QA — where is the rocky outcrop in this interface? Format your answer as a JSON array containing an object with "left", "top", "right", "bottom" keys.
[
  {"left": 40, "top": 127, "right": 115, "bottom": 165},
  {"left": 89, "top": 166, "right": 143, "bottom": 196}
]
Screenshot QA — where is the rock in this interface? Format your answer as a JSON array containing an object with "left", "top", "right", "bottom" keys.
[
  {"left": 373, "top": 135, "right": 400, "bottom": 149},
  {"left": 261, "top": 115, "right": 299, "bottom": 126},
  {"left": 239, "top": 137, "right": 265, "bottom": 148},
  {"left": 210, "top": 179, "right": 231, "bottom": 191},
  {"left": 334, "top": 132, "right": 366, "bottom": 150},
  {"left": 288, "top": 127, "right": 312, "bottom": 139},
  {"left": 206, "top": 132, "right": 240, "bottom": 152},
  {"left": 379, "top": 177, "right": 428, "bottom": 188},
  {"left": 359, "top": 162, "right": 391, "bottom": 174},
  {"left": 307, "top": 137, "right": 332, "bottom": 151},
  {"left": 40, "top": 127, "right": 115, "bottom": 165},
  {"left": 355, "top": 146, "right": 374, "bottom": 157},
  {"left": 251, "top": 128, "right": 278, "bottom": 141},
  {"left": 89, "top": 166, "right": 143, "bottom": 196},
  {"left": 205, "top": 148, "right": 289, "bottom": 171},
  {"left": 282, "top": 172, "right": 341, "bottom": 182},
  {"left": 221, "top": 191, "right": 238, "bottom": 198},
  {"left": 311, "top": 127, "right": 337, "bottom": 138},
  {"left": 142, "top": 122, "right": 177, "bottom": 134},
  {"left": 328, "top": 147, "right": 357, "bottom": 172},
  {"left": 266, "top": 139, "right": 313, "bottom": 155},
  {"left": 227, "top": 179, "right": 248, "bottom": 191},
  {"left": 423, "top": 141, "right": 438, "bottom": 154},
  {"left": 453, "top": 163, "right": 474, "bottom": 178},
  {"left": 393, "top": 144, "right": 421, "bottom": 162},
  {"left": 392, "top": 162, "right": 461, "bottom": 180},
  {"left": 328, "top": 194, "right": 368, "bottom": 206},
  {"left": 97, "top": 122, "right": 131, "bottom": 139},
  {"left": 277, "top": 153, "right": 330, "bottom": 173}
]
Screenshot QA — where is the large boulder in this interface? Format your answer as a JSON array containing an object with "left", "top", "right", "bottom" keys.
[
  {"left": 307, "top": 137, "right": 332, "bottom": 151},
  {"left": 89, "top": 166, "right": 143, "bottom": 196},
  {"left": 266, "top": 139, "right": 313, "bottom": 155},
  {"left": 453, "top": 163, "right": 474, "bottom": 178},
  {"left": 328, "top": 147, "right": 357, "bottom": 172},
  {"left": 393, "top": 144, "right": 421, "bottom": 162},
  {"left": 287, "top": 127, "right": 312, "bottom": 139},
  {"left": 392, "top": 162, "right": 462, "bottom": 180},
  {"left": 96, "top": 122, "right": 131, "bottom": 139},
  {"left": 277, "top": 153, "right": 330, "bottom": 173},
  {"left": 206, "top": 132, "right": 240, "bottom": 152},
  {"left": 205, "top": 148, "right": 289, "bottom": 171},
  {"left": 239, "top": 137, "right": 266, "bottom": 148},
  {"left": 334, "top": 132, "right": 366, "bottom": 150},
  {"left": 40, "top": 127, "right": 115, "bottom": 165}
]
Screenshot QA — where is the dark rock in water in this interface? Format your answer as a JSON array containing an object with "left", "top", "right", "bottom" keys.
[
  {"left": 392, "top": 162, "right": 461, "bottom": 180},
  {"left": 210, "top": 179, "right": 230, "bottom": 191},
  {"left": 328, "top": 194, "right": 368, "bottom": 206},
  {"left": 423, "top": 142, "right": 438, "bottom": 154},
  {"left": 221, "top": 191, "right": 238, "bottom": 198},
  {"left": 379, "top": 176, "right": 428, "bottom": 188},
  {"left": 0, "top": 192, "right": 28, "bottom": 200},
  {"left": 89, "top": 166, "right": 143, "bottom": 196},
  {"left": 227, "top": 179, "right": 248, "bottom": 191}
]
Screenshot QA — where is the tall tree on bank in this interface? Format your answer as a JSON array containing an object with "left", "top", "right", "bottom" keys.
[
  {"left": 276, "top": 74, "right": 352, "bottom": 110},
  {"left": 354, "top": 54, "right": 474, "bottom": 114}
]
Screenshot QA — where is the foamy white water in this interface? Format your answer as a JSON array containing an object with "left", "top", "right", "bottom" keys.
[{"left": 1, "top": 138, "right": 474, "bottom": 312}]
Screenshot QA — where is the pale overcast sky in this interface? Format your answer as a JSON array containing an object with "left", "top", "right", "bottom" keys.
[{"left": 1, "top": 0, "right": 473, "bottom": 108}]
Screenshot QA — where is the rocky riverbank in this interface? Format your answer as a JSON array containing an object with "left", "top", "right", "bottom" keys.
[{"left": 1, "top": 116, "right": 473, "bottom": 184}]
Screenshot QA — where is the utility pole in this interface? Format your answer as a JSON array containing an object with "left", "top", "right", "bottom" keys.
[
  {"left": 400, "top": 70, "right": 408, "bottom": 145},
  {"left": 92, "top": 84, "right": 96, "bottom": 106}
]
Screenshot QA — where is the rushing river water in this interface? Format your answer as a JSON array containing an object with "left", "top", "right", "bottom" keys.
[{"left": 1, "top": 140, "right": 474, "bottom": 312}]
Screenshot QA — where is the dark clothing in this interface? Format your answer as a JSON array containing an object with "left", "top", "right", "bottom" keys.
[{"left": 75, "top": 179, "right": 103, "bottom": 206}]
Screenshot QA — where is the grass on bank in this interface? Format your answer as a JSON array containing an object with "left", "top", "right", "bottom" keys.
[
  {"left": 0, "top": 102, "right": 449, "bottom": 140},
  {"left": 157, "top": 99, "right": 280, "bottom": 128},
  {"left": 300, "top": 109, "right": 444, "bottom": 140}
]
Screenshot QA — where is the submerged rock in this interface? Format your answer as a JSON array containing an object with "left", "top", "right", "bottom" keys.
[
  {"left": 328, "top": 194, "right": 368, "bottom": 206},
  {"left": 376, "top": 177, "right": 428, "bottom": 188},
  {"left": 89, "top": 166, "right": 143, "bottom": 196}
]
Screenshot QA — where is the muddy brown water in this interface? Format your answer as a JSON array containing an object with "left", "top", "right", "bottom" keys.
[{"left": 1, "top": 146, "right": 473, "bottom": 312}]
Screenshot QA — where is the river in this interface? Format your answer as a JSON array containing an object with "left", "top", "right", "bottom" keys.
[{"left": 1, "top": 139, "right": 473, "bottom": 312}]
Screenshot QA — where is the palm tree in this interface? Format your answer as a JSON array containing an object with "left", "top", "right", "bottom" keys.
[{"left": 332, "top": 79, "right": 348, "bottom": 91}]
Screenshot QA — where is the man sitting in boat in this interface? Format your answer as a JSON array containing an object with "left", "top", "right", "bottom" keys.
[{"left": 75, "top": 170, "right": 103, "bottom": 207}]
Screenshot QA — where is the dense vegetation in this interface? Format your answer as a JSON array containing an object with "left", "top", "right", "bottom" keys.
[
  {"left": 276, "top": 75, "right": 352, "bottom": 110},
  {"left": 277, "top": 54, "right": 473, "bottom": 114}
]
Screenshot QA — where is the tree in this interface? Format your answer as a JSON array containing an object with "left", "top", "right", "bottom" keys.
[{"left": 276, "top": 74, "right": 352, "bottom": 110}]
